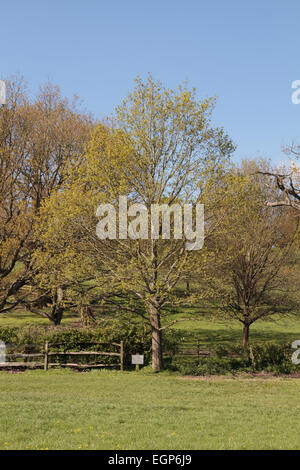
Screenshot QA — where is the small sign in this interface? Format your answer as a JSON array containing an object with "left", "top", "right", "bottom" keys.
[{"left": 131, "top": 354, "right": 144, "bottom": 365}]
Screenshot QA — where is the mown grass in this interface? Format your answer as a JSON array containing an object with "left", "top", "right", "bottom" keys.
[
  {"left": 1, "top": 305, "right": 300, "bottom": 450},
  {"left": 0, "top": 369, "right": 300, "bottom": 450},
  {"left": 2, "top": 305, "right": 300, "bottom": 348},
  {"left": 164, "top": 312, "right": 300, "bottom": 347},
  {"left": 0, "top": 309, "right": 79, "bottom": 327}
]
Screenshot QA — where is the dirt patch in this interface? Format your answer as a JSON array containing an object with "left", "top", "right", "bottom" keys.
[
  {"left": 3, "top": 369, "right": 25, "bottom": 374},
  {"left": 181, "top": 375, "right": 227, "bottom": 381},
  {"left": 181, "top": 371, "right": 300, "bottom": 381}
]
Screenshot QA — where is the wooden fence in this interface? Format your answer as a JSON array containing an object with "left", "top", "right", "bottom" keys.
[
  {"left": 0, "top": 341, "right": 124, "bottom": 371},
  {"left": 175, "top": 340, "right": 212, "bottom": 365}
]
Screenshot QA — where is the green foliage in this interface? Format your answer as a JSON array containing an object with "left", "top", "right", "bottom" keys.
[
  {"left": 0, "top": 326, "right": 18, "bottom": 345},
  {"left": 178, "top": 342, "right": 300, "bottom": 376},
  {"left": 0, "top": 314, "right": 181, "bottom": 368},
  {"left": 178, "top": 356, "right": 250, "bottom": 376}
]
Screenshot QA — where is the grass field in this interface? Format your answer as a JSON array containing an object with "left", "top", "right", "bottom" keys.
[
  {"left": 1, "top": 308, "right": 300, "bottom": 450},
  {"left": 0, "top": 309, "right": 79, "bottom": 327},
  {"left": 0, "top": 369, "right": 300, "bottom": 450},
  {"left": 169, "top": 314, "right": 300, "bottom": 347},
  {"left": 2, "top": 307, "right": 300, "bottom": 348}
]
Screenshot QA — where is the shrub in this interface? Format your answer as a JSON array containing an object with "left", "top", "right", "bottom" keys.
[
  {"left": 0, "top": 315, "right": 181, "bottom": 369},
  {"left": 178, "top": 356, "right": 250, "bottom": 376},
  {"left": 0, "top": 327, "right": 18, "bottom": 345},
  {"left": 179, "top": 342, "right": 300, "bottom": 376}
]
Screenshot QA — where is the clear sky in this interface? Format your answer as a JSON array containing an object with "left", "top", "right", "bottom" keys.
[{"left": 1, "top": 0, "right": 300, "bottom": 164}]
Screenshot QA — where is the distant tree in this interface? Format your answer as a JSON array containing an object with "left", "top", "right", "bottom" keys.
[
  {"left": 205, "top": 162, "right": 299, "bottom": 347},
  {"left": 259, "top": 143, "right": 300, "bottom": 210},
  {"left": 0, "top": 76, "right": 91, "bottom": 320}
]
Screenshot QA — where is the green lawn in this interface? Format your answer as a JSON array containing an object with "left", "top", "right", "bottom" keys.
[
  {"left": 2, "top": 307, "right": 300, "bottom": 348},
  {"left": 0, "top": 369, "right": 300, "bottom": 450},
  {"left": 1, "top": 308, "right": 300, "bottom": 450},
  {"left": 168, "top": 314, "right": 300, "bottom": 347},
  {"left": 0, "top": 309, "right": 79, "bottom": 327}
]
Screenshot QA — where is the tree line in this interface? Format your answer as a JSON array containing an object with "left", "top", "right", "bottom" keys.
[{"left": 1, "top": 74, "right": 299, "bottom": 371}]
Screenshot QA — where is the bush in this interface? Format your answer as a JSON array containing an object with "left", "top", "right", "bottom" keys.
[
  {"left": 179, "top": 342, "right": 300, "bottom": 376},
  {"left": 0, "top": 327, "right": 18, "bottom": 345},
  {"left": 0, "top": 315, "right": 181, "bottom": 369},
  {"left": 178, "top": 356, "right": 250, "bottom": 376}
]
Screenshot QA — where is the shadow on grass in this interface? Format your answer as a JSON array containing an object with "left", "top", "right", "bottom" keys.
[{"left": 178, "top": 326, "right": 300, "bottom": 348}]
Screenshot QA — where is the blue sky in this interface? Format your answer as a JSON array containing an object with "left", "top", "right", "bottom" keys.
[{"left": 1, "top": 0, "right": 300, "bottom": 164}]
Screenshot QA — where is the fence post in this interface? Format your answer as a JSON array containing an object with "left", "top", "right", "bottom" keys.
[
  {"left": 197, "top": 339, "right": 200, "bottom": 365},
  {"left": 120, "top": 341, "right": 124, "bottom": 371},
  {"left": 44, "top": 341, "right": 49, "bottom": 371}
]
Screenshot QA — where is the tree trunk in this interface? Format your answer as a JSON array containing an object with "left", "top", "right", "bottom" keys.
[
  {"left": 49, "top": 287, "right": 64, "bottom": 326},
  {"left": 49, "top": 308, "right": 63, "bottom": 326},
  {"left": 186, "top": 278, "right": 190, "bottom": 296},
  {"left": 80, "top": 305, "right": 97, "bottom": 328},
  {"left": 149, "top": 304, "right": 163, "bottom": 371},
  {"left": 242, "top": 323, "right": 250, "bottom": 347}
]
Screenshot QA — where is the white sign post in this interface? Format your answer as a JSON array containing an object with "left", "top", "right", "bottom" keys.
[{"left": 131, "top": 354, "right": 144, "bottom": 371}]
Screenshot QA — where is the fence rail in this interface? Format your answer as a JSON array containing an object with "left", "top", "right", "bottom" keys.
[
  {"left": 177, "top": 340, "right": 212, "bottom": 362},
  {"left": 0, "top": 340, "right": 124, "bottom": 371}
]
